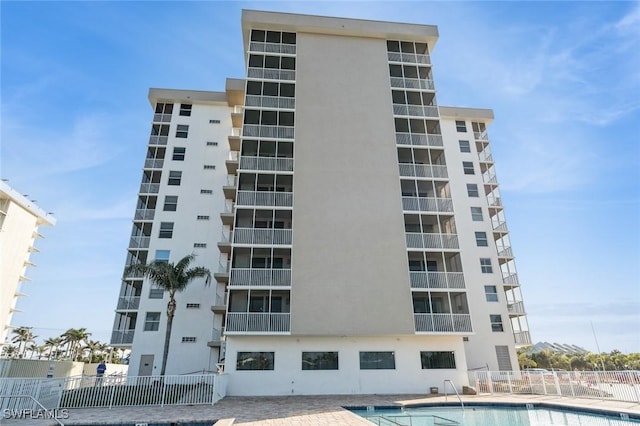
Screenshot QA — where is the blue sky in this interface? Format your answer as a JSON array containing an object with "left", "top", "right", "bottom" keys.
[{"left": 2, "top": 1, "right": 639, "bottom": 354}]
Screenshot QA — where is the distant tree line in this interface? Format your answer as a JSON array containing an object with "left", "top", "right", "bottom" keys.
[
  {"left": 518, "top": 347, "right": 640, "bottom": 371},
  {"left": 1, "top": 326, "right": 125, "bottom": 364}
]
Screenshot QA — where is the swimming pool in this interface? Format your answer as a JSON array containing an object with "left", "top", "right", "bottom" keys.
[{"left": 352, "top": 404, "right": 640, "bottom": 425}]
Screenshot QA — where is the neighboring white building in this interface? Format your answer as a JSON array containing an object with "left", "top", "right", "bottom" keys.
[
  {"left": 0, "top": 181, "right": 56, "bottom": 345},
  {"left": 111, "top": 10, "right": 531, "bottom": 395}
]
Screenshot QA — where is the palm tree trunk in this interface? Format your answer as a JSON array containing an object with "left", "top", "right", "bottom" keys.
[{"left": 160, "top": 293, "right": 177, "bottom": 376}]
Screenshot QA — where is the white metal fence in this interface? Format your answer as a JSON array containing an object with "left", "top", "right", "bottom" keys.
[
  {"left": 469, "top": 370, "right": 640, "bottom": 403},
  {"left": 0, "top": 373, "right": 227, "bottom": 410}
]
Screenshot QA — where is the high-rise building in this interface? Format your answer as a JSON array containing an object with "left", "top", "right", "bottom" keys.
[
  {"left": 111, "top": 10, "right": 531, "bottom": 395},
  {"left": 0, "top": 181, "right": 56, "bottom": 345}
]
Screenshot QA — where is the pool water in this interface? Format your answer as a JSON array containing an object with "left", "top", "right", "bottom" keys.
[{"left": 352, "top": 405, "right": 640, "bottom": 426}]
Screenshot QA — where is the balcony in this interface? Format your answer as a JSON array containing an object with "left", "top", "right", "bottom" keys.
[
  {"left": 498, "top": 247, "right": 513, "bottom": 258},
  {"left": 211, "top": 291, "right": 227, "bottom": 314},
  {"left": 395, "top": 133, "right": 443, "bottom": 147},
  {"left": 398, "top": 163, "right": 448, "bottom": 179},
  {"left": 225, "top": 312, "right": 290, "bottom": 333},
  {"left": 139, "top": 183, "right": 160, "bottom": 194},
  {"left": 478, "top": 150, "right": 494, "bottom": 163},
  {"left": 409, "top": 271, "right": 465, "bottom": 289},
  {"left": 402, "top": 196, "right": 453, "bottom": 213},
  {"left": 207, "top": 328, "right": 224, "bottom": 347},
  {"left": 487, "top": 197, "right": 502, "bottom": 208},
  {"left": 117, "top": 296, "right": 140, "bottom": 310},
  {"left": 389, "top": 77, "right": 434, "bottom": 91},
  {"left": 144, "top": 159, "right": 164, "bottom": 169},
  {"left": 242, "top": 124, "right": 294, "bottom": 140},
  {"left": 406, "top": 233, "right": 459, "bottom": 250},
  {"left": 148, "top": 136, "right": 168, "bottom": 146},
  {"left": 492, "top": 221, "right": 508, "bottom": 233},
  {"left": 239, "top": 156, "right": 294, "bottom": 172},
  {"left": 229, "top": 268, "right": 291, "bottom": 287},
  {"left": 225, "top": 158, "right": 239, "bottom": 175},
  {"left": 218, "top": 231, "right": 232, "bottom": 254},
  {"left": 474, "top": 131, "right": 489, "bottom": 141},
  {"left": 111, "top": 330, "right": 135, "bottom": 345},
  {"left": 233, "top": 228, "right": 292, "bottom": 245},
  {"left": 502, "top": 273, "right": 519, "bottom": 286},
  {"left": 228, "top": 128, "right": 241, "bottom": 151},
  {"left": 236, "top": 191, "right": 293, "bottom": 207},
  {"left": 129, "top": 236, "right": 150, "bottom": 249},
  {"left": 414, "top": 313, "right": 472, "bottom": 333},
  {"left": 134, "top": 209, "right": 155, "bottom": 221},
  {"left": 248, "top": 42, "right": 296, "bottom": 55},
  {"left": 514, "top": 330, "right": 532, "bottom": 346},
  {"left": 247, "top": 68, "right": 296, "bottom": 81},
  {"left": 393, "top": 104, "right": 439, "bottom": 118},
  {"left": 153, "top": 113, "right": 172, "bottom": 123},
  {"left": 507, "top": 301, "right": 526, "bottom": 315},
  {"left": 387, "top": 51, "right": 431, "bottom": 65},
  {"left": 245, "top": 95, "right": 295, "bottom": 110}
]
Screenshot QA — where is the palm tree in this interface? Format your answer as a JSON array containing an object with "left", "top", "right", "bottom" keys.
[
  {"left": 61, "top": 328, "right": 91, "bottom": 361},
  {"left": 44, "top": 337, "right": 63, "bottom": 360},
  {"left": 26, "top": 343, "right": 39, "bottom": 359},
  {"left": 83, "top": 340, "right": 102, "bottom": 363},
  {"left": 125, "top": 253, "right": 211, "bottom": 376},
  {"left": 11, "top": 327, "right": 37, "bottom": 358},
  {"left": 1, "top": 344, "right": 18, "bottom": 358}
]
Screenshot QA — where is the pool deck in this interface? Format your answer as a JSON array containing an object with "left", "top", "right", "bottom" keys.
[{"left": 1, "top": 394, "right": 639, "bottom": 425}]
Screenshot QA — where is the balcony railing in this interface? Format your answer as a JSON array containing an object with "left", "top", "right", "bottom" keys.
[
  {"left": 139, "top": 183, "right": 160, "bottom": 194},
  {"left": 110, "top": 330, "right": 135, "bottom": 345},
  {"left": 144, "top": 159, "right": 164, "bottom": 169},
  {"left": 502, "top": 273, "right": 519, "bottom": 285},
  {"left": 478, "top": 150, "right": 494, "bottom": 163},
  {"left": 474, "top": 131, "right": 489, "bottom": 141},
  {"left": 239, "top": 156, "right": 294, "bottom": 172},
  {"left": 242, "top": 124, "right": 294, "bottom": 139},
  {"left": 414, "top": 313, "right": 472, "bottom": 333},
  {"left": 398, "top": 163, "right": 448, "bottom": 179},
  {"left": 409, "top": 271, "right": 465, "bottom": 289},
  {"left": 245, "top": 95, "right": 295, "bottom": 109},
  {"left": 492, "top": 221, "right": 508, "bottom": 233},
  {"left": 229, "top": 268, "right": 291, "bottom": 287},
  {"left": 395, "top": 133, "right": 443, "bottom": 147},
  {"left": 129, "top": 236, "right": 150, "bottom": 249},
  {"left": 247, "top": 68, "right": 296, "bottom": 81},
  {"left": 402, "top": 197, "right": 453, "bottom": 213},
  {"left": 393, "top": 104, "right": 439, "bottom": 118},
  {"left": 233, "top": 228, "right": 292, "bottom": 245},
  {"left": 498, "top": 247, "right": 513, "bottom": 258},
  {"left": 148, "top": 136, "right": 168, "bottom": 146},
  {"left": 389, "top": 77, "right": 434, "bottom": 91},
  {"left": 153, "top": 113, "right": 172, "bottom": 123},
  {"left": 117, "top": 296, "right": 140, "bottom": 310},
  {"left": 249, "top": 42, "right": 296, "bottom": 55},
  {"left": 406, "top": 233, "right": 459, "bottom": 250},
  {"left": 514, "top": 330, "right": 532, "bottom": 345},
  {"left": 134, "top": 209, "right": 155, "bottom": 221},
  {"left": 387, "top": 51, "right": 431, "bottom": 65},
  {"left": 225, "top": 312, "right": 290, "bottom": 333},
  {"left": 507, "top": 301, "right": 526, "bottom": 315},
  {"left": 236, "top": 191, "right": 293, "bottom": 207},
  {"left": 487, "top": 197, "right": 502, "bottom": 208},
  {"left": 483, "top": 173, "right": 498, "bottom": 185}
]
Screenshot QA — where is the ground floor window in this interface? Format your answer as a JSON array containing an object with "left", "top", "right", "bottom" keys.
[
  {"left": 359, "top": 351, "right": 395, "bottom": 370},
  {"left": 302, "top": 352, "right": 338, "bottom": 370},
  {"left": 236, "top": 352, "right": 274, "bottom": 370},
  {"left": 420, "top": 351, "right": 456, "bottom": 369}
]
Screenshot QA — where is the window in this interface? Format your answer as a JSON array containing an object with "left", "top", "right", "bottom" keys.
[
  {"left": 197, "top": 215, "right": 210, "bottom": 220},
  {"left": 459, "top": 140, "right": 471, "bottom": 153},
  {"left": 149, "top": 288, "right": 164, "bottom": 299},
  {"left": 155, "top": 103, "right": 173, "bottom": 115},
  {"left": 168, "top": 171, "right": 182, "bottom": 186},
  {"left": 359, "top": 352, "right": 395, "bottom": 370},
  {"left": 209, "top": 119, "right": 220, "bottom": 124},
  {"left": 179, "top": 104, "right": 192, "bottom": 116},
  {"left": 420, "top": 351, "right": 456, "bottom": 369},
  {"left": 480, "top": 258, "right": 493, "bottom": 273},
  {"left": 172, "top": 147, "right": 186, "bottom": 161},
  {"left": 163, "top": 196, "right": 178, "bottom": 212},
  {"left": 186, "top": 303, "right": 200, "bottom": 309},
  {"left": 159, "top": 222, "right": 174, "bottom": 239},
  {"left": 236, "top": 352, "right": 274, "bottom": 370},
  {"left": 485, "top": 285, "right": 498, "bottom": 302},
  {"left": 182, "top": 337, "right": 197, "bottom": 343},
  {"left": 475, "top": 232, "right": 488, "bottom": 247},
  {"left": 200, "top": 189, "right": 212, "bottom": 194},
  {"left": 193, "top": 243, "right": 207, "bottom": 248},
  {"left": 203, "top": 165, "right": 216, "bottom": 170},
  {"left": 471, "top": 207, "right": 483, "bottom": 221},
  {"left": 155, "top": 250, "right": 170, "bottom": 263},
  {"left": 490, "top": 314, "right": 504, "bottom": 332},
  {"left": 302, "top": 352, "right": 339, "bottom": 370},
  {"left": 466, "top": 184, "right": 479, "bottom": 197},
  {"left": 463, "top": 161, "right": 475, "bottom": 175},
  {"left": 176, "top": 124, "right": 189, "bottom": 138},
  {"left": 456, "top": 120, "right": 467, "bottom": 132},
  {"left": 144, "top": 312, "right": 160, "bottom": 331},
  {"left": 207, "top": 141, "right": 218, "bottom": 146}
]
